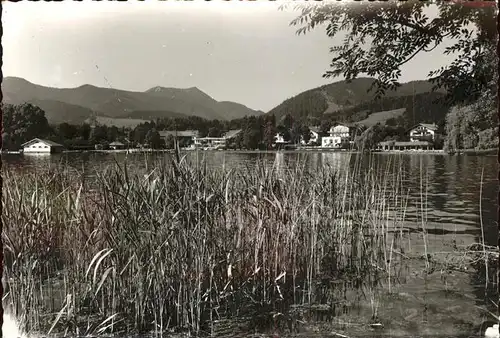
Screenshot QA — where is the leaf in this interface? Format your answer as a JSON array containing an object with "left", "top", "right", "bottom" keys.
[
  {"left": 85, "top": 248, "right": 110, "bottom": 279},
  {"left": 94, "top": 267, "right": 115, "bottom": 297},
  {"left": 95, "top": 314, "right": 120, "bottom": 334}
]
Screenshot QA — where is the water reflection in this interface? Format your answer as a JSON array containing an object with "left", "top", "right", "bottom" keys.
[
  {"left": 273, "top": 151, "right": 285, "bottom": 175},
  {"left": 319, "top": 152, "right": 351, "bottom": 171}
]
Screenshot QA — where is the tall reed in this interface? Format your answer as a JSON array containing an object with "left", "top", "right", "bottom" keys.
[{"left": 2, "top": 153, "right": 409, "bottom": 336}]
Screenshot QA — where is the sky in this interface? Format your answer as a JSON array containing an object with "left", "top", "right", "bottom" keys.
[{"left": 3, "top": 1, "right": 457, "bottom": 112}]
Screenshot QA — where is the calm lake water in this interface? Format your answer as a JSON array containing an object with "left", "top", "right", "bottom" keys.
[{"left": 2, "top": 150, "right": 498, "bottom": 336}]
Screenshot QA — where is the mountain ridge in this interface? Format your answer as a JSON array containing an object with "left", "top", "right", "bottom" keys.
[
  {"left": 2, "top": 77, "right": 264, "bottom": 125},
  {"left": 267, "top": 77, "right": 448, "bottom": 127}
]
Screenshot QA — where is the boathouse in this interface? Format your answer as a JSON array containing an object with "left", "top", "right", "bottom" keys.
[
  {"left": 109, "top": 141, "right": 126, "bottom": 150},
  {"left": 377, "top": 140, "right": 434, "bottom": 151},
  {"left": 21, "top": 138, "right": 65, "bottom": 154}
]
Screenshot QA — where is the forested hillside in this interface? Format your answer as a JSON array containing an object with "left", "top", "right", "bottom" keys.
[{"left": 268, "top": 78, "right": 446, "bottom": 128}]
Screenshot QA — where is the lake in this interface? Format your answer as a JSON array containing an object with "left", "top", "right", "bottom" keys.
[{"left": 2, "top": 150, "right": 498, "bottom": 337}]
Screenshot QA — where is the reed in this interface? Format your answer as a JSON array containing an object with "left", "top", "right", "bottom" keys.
[{"left": 3, "top": 153, "right": 414, "bottom": 336}]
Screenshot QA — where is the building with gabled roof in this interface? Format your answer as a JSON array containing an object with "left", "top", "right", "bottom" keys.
[
  {"left": 409, "top": 123, "right": 439, "bottom": 142},
  {"left": 109, "top": 141, "right": 126, "bottom": 150},
  {"left": 194, "top": 129, "right": 243, "bottom": 149},
  {"left": 21, "top": 138, "right": 65, "bottom": 154}
]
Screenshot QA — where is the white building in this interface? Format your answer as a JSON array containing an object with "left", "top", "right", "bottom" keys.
[
  {"left": 409, "top": 123, "right": 438, "bottom": 142},
  {"left": 274, "top": 132, "right": 287, "bottom": 144},
  {"left": 321, "top": 124, "right": 357, "bottom": 148},
  {"left": 194, "top": 129, "right": 242, "bottom": 149},
  {"left": 321, "top": 136, "right": 335, "bottom": 148},
  {"left": 300, "top": 127, "right": 320, "bottom": 145},
  {"left": 109, "top": 141, "right": 126, "bottom": 150},
  {"left": 21, "top": 138, "right": 64, "bottom": 154}
]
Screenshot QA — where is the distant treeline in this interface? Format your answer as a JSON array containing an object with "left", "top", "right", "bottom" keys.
[
  {"left": 2, "top": 95, "right": 496, "bottom": 152},
  {"left": 0, "top": 102, "right": 440, "bottom": 151}
]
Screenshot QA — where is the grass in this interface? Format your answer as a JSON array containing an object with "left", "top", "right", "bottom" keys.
[
  {"left": 356, "top": 108, "right": 406, "bottom": 127},
  {"left": 1, "top": 151, "right": 496, "bottom": 337}
]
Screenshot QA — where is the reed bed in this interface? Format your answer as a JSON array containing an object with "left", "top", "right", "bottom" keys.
[{"left": 2, "top": 153, "right": 425, "bottom": 336}]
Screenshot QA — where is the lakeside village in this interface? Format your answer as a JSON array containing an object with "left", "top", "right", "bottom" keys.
[{"left": 17, "top": 122, "right": 442, "bottom": 155}]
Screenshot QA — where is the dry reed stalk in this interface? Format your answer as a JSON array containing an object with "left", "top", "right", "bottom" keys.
[{"left": 2, "top": 153, "right": 432, "bottom": 336}]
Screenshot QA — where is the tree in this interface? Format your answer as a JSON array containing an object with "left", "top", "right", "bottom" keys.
[
  {"left": 207, "top": 127, "right": 221, "bottom": 137},
  {"left": 230, "top": 133, "right": 244, "bottom": 150},
  {"left": 320, "top": 120, "right": 331, "bottom": 137},
  {"left": 276, "top": 125, "right": 291, "bottom": 143},
  {"left": 307, "top": 116, "right": 321, "bottom": 128},
  {"left": 282, "top": 114, "right": 294, "bottom": 130},
  {"left": 443, "top": 84, "right": 497, "bottom": 152},
  {"left": 386, "top": 118, "right": 397, "bottom": 127},
  {"left": 58, "top": 123, "right": 79, "bottom": 141},
  {"left": 290, "top": 123, "right": 303, "bottom": 144},
  {"left": 107, "top": 126, "right": 120, "bottom": 142},
  {"left": 243, "top": 129, "right": 261, "bottom": 150},
  {"left": 164, "top": 134, "right": 175, "bottom": 149},
  {"left": 145, "top": 129, "right": 163, "bottom": 149},
  {"left": 89, "top": 125, "right": 109, "bottom": 144},
  {"left": 284, "top": 1, "right": 496, "bottom": 105},
  {"left": 127, "top": 130, "right": 135, "bottom": 145},
  {"left": 133, "top": 124, "right": 149, "bottom": 145},
  {"left": 300, "top": 125, "right": 312, "bottom": 144},
  {"left": 2, "top": 103, "right": 51, "bottom": 150},
  {"left": 355, "top": 124, "right": 383, "bottom": 151},
  {"left": 80, "top": 123, "right": 92, "bottom": 141},
  {"left": 263, "top": 121, "right": 277, "bottom": 149}
]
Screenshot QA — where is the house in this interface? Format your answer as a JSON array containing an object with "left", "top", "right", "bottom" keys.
[
  {"left": 273, "top": 131, "right": 292, "bottom": 150},
  {"left": 194, "top": 129, "right": 243, "bottom": 149},
  {"left": 321, "top": 136, "right": 335, "bottom": 148},
  {"left": 309, "top": 127, "right": 320, "bottom": 144},
  {"left": 409, "top": 123, "right": 438, "bottom": 142},
  {"left": 194, "top": 136, "right": 226, "bottom": 149},
  {"left": 321, "top": 123, "right": 358, "bottom": 148},
  {"left": 21, "top": 138, "right": 65, "bottom": 154},
  {"left": 376, "top": 123, "right": 438, "bottom": 151},
  {"left": 159, "top": 130, "right": 199, "bottom": 146},
  {"left": 274, "top": 132, "right": 288, "bottom": 145},
  {"left": 109, "top": 141, "right": 126, "bottom": 150},
  {"left": 300, "top": 127, "right": 320, "bottom": 145}
]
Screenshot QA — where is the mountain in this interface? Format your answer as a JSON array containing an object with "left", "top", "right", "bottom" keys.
[
  {"left": 2, "top": 77, "right": 264, "bottom": 125},
  {"left": 268, "top": 77, "right": 449, "bottom": 126},
  {"left": 144, "top": 86, "right": 265, "bottom": 120},
  {"left": 8, "top": 98, "right": 97, "bottom": 125}
]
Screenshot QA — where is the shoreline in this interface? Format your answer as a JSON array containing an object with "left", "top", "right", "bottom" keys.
[
  {"left": 450, "top": 148, "right": 497, "bottom": 156},
  {"left": 75, "top": 148, "right": 450, "bottom": 156},
  {"left": 2, "top": 147, "right": 495, "bottom": 156}
]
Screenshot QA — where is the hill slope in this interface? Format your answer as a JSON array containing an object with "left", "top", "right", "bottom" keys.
[
  {"left": 2, "top": 77, "right": 263, "bottom": 125},
  {"left": 5, "top": 98, "right": 97, "bottom": 125},
  {"left": 268, "top": 77, "right": 448, "bottom": 126}
]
